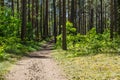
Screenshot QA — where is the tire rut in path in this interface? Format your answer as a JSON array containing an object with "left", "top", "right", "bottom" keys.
[{"left": 5, "top": 42, "right": 67, "bottom": 80}]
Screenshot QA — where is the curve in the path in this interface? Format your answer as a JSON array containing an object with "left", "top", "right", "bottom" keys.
[{"left": 5, "top": 42, "right": 67, "bottom": 80}]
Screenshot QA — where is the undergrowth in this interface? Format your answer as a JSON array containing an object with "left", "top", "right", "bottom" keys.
[
  {"left": 0, "top": 7, "right": 45, "bottom": 79},
  {"left": 0, "top": 37, "right": 45, "bottom": 60},
  {"left": 0, "top": 36, "right": 45, "bottom": 78},
  {"left": 0, "top": 7, "right": 45, "bottom": 61},
  {"left": 56, "top": 21, "right": 120, "bottom": 57}
]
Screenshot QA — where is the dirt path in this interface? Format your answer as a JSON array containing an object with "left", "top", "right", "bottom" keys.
[{"left": 5, "top": 42, "right": 67, "bottom": 80}]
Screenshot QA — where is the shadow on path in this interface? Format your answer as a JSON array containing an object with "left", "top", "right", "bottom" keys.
[{"left": 26, "top": 40, "right": 55, "bottom": 59}]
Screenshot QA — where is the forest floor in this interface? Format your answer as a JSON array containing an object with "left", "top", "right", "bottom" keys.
[
  {"left": 3, "top": 41, "right": 120, "bottom": 80},
  {"left": 4, "top": 41, "right": 67, "bottom": 80},
  {"left": 52, "top": 50, "right": 120, "bottom": 80}
]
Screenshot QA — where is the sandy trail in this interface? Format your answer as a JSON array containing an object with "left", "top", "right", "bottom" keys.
[{"left": 5, "top": 42, "right": 67, "bottom": 80}]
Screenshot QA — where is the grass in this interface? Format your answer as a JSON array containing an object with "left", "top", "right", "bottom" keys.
[
  {"left": 52, "top": 49, "right": 120, "bottom": 80},
  {"left": 0, "top": 61, "right": 13, "bottom": 80}
]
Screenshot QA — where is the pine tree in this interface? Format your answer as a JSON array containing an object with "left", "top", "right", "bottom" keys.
[
  {"left": 21, "top": 0, "right": 27, "bottom": 41},
  {"left": 62, "top": 0, "right": 67, "bottom": 50}
]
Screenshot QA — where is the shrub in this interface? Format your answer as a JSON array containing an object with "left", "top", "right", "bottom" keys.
[
  {"left": 56, "top": 21, "right": 120, "bottom": 56},
  {"left": 0, "top": 8, "right": 20, "bottom": 37}
]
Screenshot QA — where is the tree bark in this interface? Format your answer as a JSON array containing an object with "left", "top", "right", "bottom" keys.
[
  {"left": 62, "top": 0, "right": 67, "bottom": 50},
  {"left": 11, "top": 0, "right": 14, "bottom": 16},
  {"left": 21, "top": 0, "right": 27, "bottom": 41},
  {"left": 53, "top": 0, "right": 57, "bottom": 43},
  {"left": 110, "top": 0, "right": 114, "bottom": 39}
]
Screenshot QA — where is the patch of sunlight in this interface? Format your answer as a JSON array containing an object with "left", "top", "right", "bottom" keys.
[{"left": 52, "top": 50, "right": 120, "bottom": 80}]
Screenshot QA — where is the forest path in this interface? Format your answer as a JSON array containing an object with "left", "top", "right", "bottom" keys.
[{"left": 5, "top": 41, "right": 67, "bottom": 80}]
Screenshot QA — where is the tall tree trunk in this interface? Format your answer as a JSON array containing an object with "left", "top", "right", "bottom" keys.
[
  {"left": 53, "top": 0, "right": 57, "bottom": 43},
  {"left": 74, "top": 0, "right": 77, "bottom": 29},
  {"left": 32, "top": 0, "right": 35, "bottom": 39},
  {"left": 45, "top": 0, "right": 48, "bottom": 37},
  {"left": 71, "top": 0, "right": 74, "bottom": 26},
  {"left": 21, "top": 0, "right": 27, "bottom": 41},
  {"left": 117, "top": 0, "right": 120, "bottom": 35},
  {"left": 104, "top": 3, "right": 107, "bottom": 29},
  {"left": 11, "top": 0, "right": 14, "bottom": 16},
  {"left": 89, "top": 0, "right": 94, "bottom": 30},
  {"left": 78, "top": 0, "right": 81, "bottom": 33},
  {"left": 68, "top": 0, "right": 70, "bottom": 21},
  {"left": 62, "top": 0, "right": 67, "bottom": 50},
  {"left": 96, "top": 0, "right": 98, "bottom": 33},
  {"left": 114, "top": 0, "right": 117, "bottom": 32},
  {"left": 28, "top": 0, "right": 31, "bottom": 22},
  {"left": 100, "top": 0, "right": 103, "bottom": 33},
  {"left": 35, "top": 0, "right": 39, "bottom": 40},
  {"left": 40, "top": 1, "right": 43, "bottom": 38},
  {"left": 17, "top": 0, "right": 19, "bottom": 15},
  {"left": 59, "top": 0, "right": 62, "bottom": 34},
  {"left": 43, "top": 0, "right": 46, "bottom": 39},
  {"left": 110, "top": 0, "right": 114, "bottom": 39},
  {"left": 83, "top": 0, "right": 86, "bottom": 34}
]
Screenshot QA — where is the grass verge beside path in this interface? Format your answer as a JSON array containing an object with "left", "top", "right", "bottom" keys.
[
  {"left": 0, "top": 61, "right": 13, "bottom": 80},
  {"left": 52, "top": 49, "right": 120, "bottom": 80}
]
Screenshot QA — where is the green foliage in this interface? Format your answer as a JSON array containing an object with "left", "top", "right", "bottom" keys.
[
  {"left": 0, "top": 37, "right": 10, "bottom": 61},
  {"left": 73, "top": 28, "right": 120, "bottom": 56},
  {"left": 0, "top": 8, "right": 20, "bottom": 37},
  {"left": 56, "top": 21, "right": 77, "bottom": 48},
  {"left": 0, "top": 45, "right": 10, "bottom": 61},
  {"left": 0, "top": 37, "right": 43, "bottom": 60},
  {"left": 0, "top": 46, "right": 5, "bottom": 60},
  {"left": 0, "top": 7, "right": 43, "bottom": 60},
  {"left": 66, "top": 21, "right": 76, "bottom": 34},
  {"left": 56, "top": 21, "right": 120, "bottom": 56},
  {"left": 56, "top": 34, "right": 62, "bottom": 48},
  {"left": 4, "top": 38, "right": 42, "bottom": 56}
]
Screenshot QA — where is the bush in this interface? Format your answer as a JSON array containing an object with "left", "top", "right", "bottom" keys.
[
  {"left": 56, "top": 21, "right": 120, "bottom": 56},
  {"left": 56, "top": 21, "right": 76, "bottom": 48},
  {"left": 0, "top": 8, "right": 20, "bottom": 37},
  {"left": 0, "top": 46, "right": 10, "bottom": 61}
]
